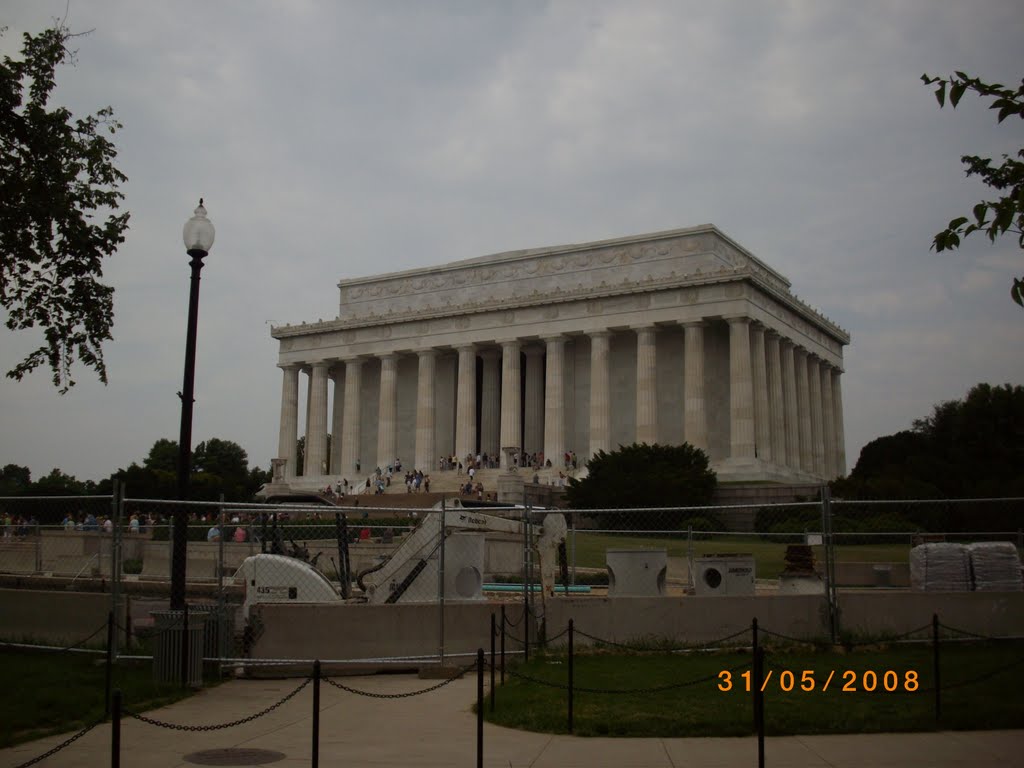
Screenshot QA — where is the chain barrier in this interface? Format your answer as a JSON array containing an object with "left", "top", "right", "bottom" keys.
[
  {"left": 573, "top": 625, "right": 751, "bottom": 652},
  {"left": 935, "top": 654, "right": 1024, "bottom": 693},
  {"left": 323, "top": 663, "right": 477, "bottom": 698},
  {"left": 0, "top": 620, "right": 109, "bottom": 655},
  {"left": 938, "top": 622, "right": 1016, "bottom": 642},
  {"left": 496, "top": 657, "right": 751, "bottom": 694},
  {"left": 502, "top": 610, "right": 525, "bottom": 628},
  {"left": 10, "top": 720, "right": 102, "bottom": 768},
  {"left": 501, "top": 624, "right": 570, "bottom": 648},
  {"left": 127, "top": 677, "right": 311, "bottom": 731},
  {"left": 838, "top": 623, "right": 935, "bottom": 647}
]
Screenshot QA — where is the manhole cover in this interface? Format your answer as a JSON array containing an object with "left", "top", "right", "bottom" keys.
[{"left": 184, "top": 748, "right": 287, "bottom": 766}]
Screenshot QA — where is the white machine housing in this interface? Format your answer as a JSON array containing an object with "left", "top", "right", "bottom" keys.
[
  {"left": 694, "top": 554, "right": 755, "bottom": 596},
  {"left": 237, "top": 553, "right": 341, "bottom": 618}
]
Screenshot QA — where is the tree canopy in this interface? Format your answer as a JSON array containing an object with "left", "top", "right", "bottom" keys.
[
  {"left": 832, "top": 383, "right": 1024, "bottom": 499},
  {"left": 0, "top": 25, "right": 129, "bottom": 391},
  {"left": 922, "top": 72, "right": 1024, "bottom": 305},
  {"left": 564, "top": 442, "right": 717, "bottom": 513}
]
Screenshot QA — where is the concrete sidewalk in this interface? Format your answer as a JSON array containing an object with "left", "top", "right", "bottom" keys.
[{"left": 2, "top": 674, "right": 1021, "bottom": 767}]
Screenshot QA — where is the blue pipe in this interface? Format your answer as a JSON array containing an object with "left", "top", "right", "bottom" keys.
[{"left": 483, "top": 583, "right": 592, "bottom": 593}]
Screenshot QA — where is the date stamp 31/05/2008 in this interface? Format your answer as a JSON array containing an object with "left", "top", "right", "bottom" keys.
[{"left": 717, "top": 669, "right": 920, "bottom": 693}]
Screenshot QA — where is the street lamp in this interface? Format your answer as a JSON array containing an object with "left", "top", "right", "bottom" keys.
[{"left": 171, "top": 200, "right": 215, "bottom": 611}]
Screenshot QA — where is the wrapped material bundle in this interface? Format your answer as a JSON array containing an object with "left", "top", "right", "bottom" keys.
[
  {"left": 967, "top": 542, "right": 1023, "bottom": 592},
  {"left": 909, "top": 543, "right": 970, "bottom": 592}
]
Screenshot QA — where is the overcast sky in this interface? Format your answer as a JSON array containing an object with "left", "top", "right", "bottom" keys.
[{"left": 1, "top": 1, "right": 1022, "bottom": 484}]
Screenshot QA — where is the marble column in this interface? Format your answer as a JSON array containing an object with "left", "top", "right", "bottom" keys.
[
  {"left": 329, "top": 365, "right": 345, "bottom": 475},
  {"left": 726, "top": 317, "right": 755, "bottom": 459},
  {"left": 683, "top": 322, "right": 708, "bottom": 452},
  {"left": 499, "top": 340, "right": 522, "bottom": 468},
  {"left": 523, "top": 347, "right": 545, "bottom": 456},
  {"left": 766, "top": 332, "right": 786, "bottom": 465},
  {"left": 588, "top": 331, "right": 611, "bottom": 458},
  {"left": 454, "top": 345, "right": 476, "bottom": 463},
  {"left": 635, "top": 326, "right": 658, "bottom": 445},
  {"left": 339, "top": 358, "right": 363, "bottom": 476},
  {"left": 305, "top": 362, "right": 330, "bottom": 477},
  {"left": 821, "top": 364, "right": 837, "bottom": 480},
  {"left": 303, "top": 367, "right": 312, "bottom": 466},
  {"left": 795, "top": 348, "right": 813, "bottom": 473},
  {"left": 832, "top": 370, "right": 847, "bottom": 477},
  {"left": 479, "top": 350, "right": 501, "bottom": 461},
  {"left": 277, "top": 364, "right": 300, "bottom": 480},
  {"left": 543, "top": 336, "right": 566, "bottom": 466},
  {"left": 781, "top": 340, "right": 800, "bottom": 469},
  {"left": 750, "top": 323, "right": 771, "bottom": 462},
  {"left": 377, "top": 354, "right": 398, "bottom": 470},
  {"left": 415, "top": 349, "right": 437, "bottom": 473},
  {"left": 807, "top": 355, "right": 825, "bottom": 477}
]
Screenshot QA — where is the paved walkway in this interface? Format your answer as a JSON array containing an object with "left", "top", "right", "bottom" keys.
[{"left": 2, "top": 674, "right": 1021, "bottom": 767}]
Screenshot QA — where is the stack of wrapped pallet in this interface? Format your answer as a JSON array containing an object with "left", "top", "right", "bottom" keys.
[
  {"left": 967, "top": 542, "right": 1024, "bottom": 591},
  {"left": 909, "top": 543, "right": 971, "bottom": 591}
]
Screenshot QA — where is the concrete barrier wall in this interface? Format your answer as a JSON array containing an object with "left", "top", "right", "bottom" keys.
[
  {"left": 0, "top": 588, "right": 127, "bottom": 645},
  {"left": 250, "top": 591, "right": 1024, "bottom": 661}
]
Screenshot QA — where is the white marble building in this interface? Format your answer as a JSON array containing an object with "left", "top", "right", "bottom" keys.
[{"left": 270, "top": 225, "right": 848, "bottom": 488}]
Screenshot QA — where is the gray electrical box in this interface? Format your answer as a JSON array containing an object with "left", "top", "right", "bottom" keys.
[
  {"left": 606, "top": 549, "right": 667, "bottom": 597},
  {"left": 694, "top": 554, "right": 755, "bottom": 596}
]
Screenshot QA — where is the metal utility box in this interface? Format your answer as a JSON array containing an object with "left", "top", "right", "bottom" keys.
[
  {"left": 694, "top": 554, "right": 755, "bottom": 596},
  {"left": 606, "top": 549, "right": 667, "bottom": 597}
]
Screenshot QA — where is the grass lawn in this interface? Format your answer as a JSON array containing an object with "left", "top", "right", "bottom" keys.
[
  {"left": 0, "top": 649, "right": 197, "bottom": 748},
  {"left": 485, "top": 641, "right": 1024, "bottom": 737},
  {"left": 570, "top": 532, "right": 912, "bottom": 579}
]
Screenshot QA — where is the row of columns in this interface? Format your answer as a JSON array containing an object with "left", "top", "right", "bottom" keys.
[{"left": 277, "top": 320, "right": 845, "bottom": 481}]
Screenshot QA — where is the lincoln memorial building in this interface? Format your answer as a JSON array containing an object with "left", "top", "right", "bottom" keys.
[{"left": 269, "top": 224, "right": 848, "bottom": 489}]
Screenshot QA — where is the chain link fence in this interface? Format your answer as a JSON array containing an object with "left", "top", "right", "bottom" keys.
[{"left": 2, "top": 491, "right": 1022, "bottom": 667}]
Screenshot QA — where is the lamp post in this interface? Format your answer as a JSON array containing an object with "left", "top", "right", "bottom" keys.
[{"left": 171, "top": 200, "right": 215, "bottom": 610}]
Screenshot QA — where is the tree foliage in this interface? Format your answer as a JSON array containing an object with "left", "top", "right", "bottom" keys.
[
  {"left": 0, "top": 25, "right": 130, "bottom": 391},
  {"left": 922, "top": 72, "right": 1024, "bottom": 305},
  {"left": 564, "top": 442, "right": 717, "bottom": 514},
  {"left": 832, "top": 383, "right": 1024, "bottom": 499}
]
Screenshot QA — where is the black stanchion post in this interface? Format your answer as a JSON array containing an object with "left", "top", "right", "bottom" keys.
[
  {"left": 567, "top": 619, "right": 574, "bottom": 734},
  {"left": 751, "top": 617, "right": 759, "bottom": 732},
  {"left": 500, "top": 605, "right": 506, "bottom": 684},
  {"left": 105, "top": 610, "right": 114, "bottom": 716},
  {"left": 312, "top": 660, "right": 320, "bottom": 768},
  {"left": 490, "top": 613, "right": 496, "bottom": 713},
  {"left": 477, "top": 648, "right": 484, "bottom": 768},
  {"left": 754, "top": 647, "right": 765, "bottom": 768},
  {"left": 932, "top": 613, "right": 941, "bottom": 722},
  {"left": 111, "top": 688, "right": 122, "bottom": 768},
  {"left": 181, "top": 602, "right": 190, "bottom": 688},
  {"left": 524, "top": 602, "right": 530, "bottom": 663}
]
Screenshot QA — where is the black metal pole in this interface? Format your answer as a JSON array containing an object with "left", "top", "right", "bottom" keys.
[
  {"left": 312, "top": 660, "right": 320, "bottom": 768},
  {"left": 171, "top": 248, "right": 207, "bottom": 612},
  {"left": 477, "top": 648, "right": 484, "bottom": 768},
  {"left": 933, "top": 613, "right": 941, "bottom": 722},
  {"left": 111, "top": 688, "right": 122, "bottom": 768},
  {"left": 500, "top": 605, "right": 506, "bottom": 684},
  {"left": 755, "top": 647, "right": 765, "bottom": 768},
  {"left": 181, "top": 602, "right": 190, "bottom": 688},
  {"left": 105, "top": 611, "right": 114, "bottom": 716},
  {"left": 751, "top": 617, "right": 759, "bottom": 732},
  {"left": 490, "top": 613, "right": 496, "bottom": 713},
  {"left": 567, "top": 619, "right": 574, "bottom": 734}
]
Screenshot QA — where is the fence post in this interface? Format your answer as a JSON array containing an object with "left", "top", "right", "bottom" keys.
[
  {"left": 110, "top": 479, "right": 122, "bottom": 662},
  {"left": 490, "top": 613, "right": 496, "bottom": 712},
  {"left": 751, "top": 617, "right": 758, "bottom": 732},
  {"left": 312, "top": 660, "right": 321, "bottom": 768},
  {"left": 932, "top": 613, "right": 941, "bottom": 722},
  {"left": 439, "top": 497, "right": 446, "bottom": 666},
  {"left": 477, "top": 647, "right": 484, "bottom": 768},
  {"left": 569, "top": 510, "right": 577, "bottom": 586},
  {"left": 500, "top": 605, "right": 506, "bottom": 684},
  {"left": 181, "top": 602, "right": 190, "bottom": 688},
  {"left": 111, "top": 688, "right": 122, "bottom": 768},
  {"left": 522, "top": 505, "right": 530, "bottom": 662},
  {"left": 105, "top": 611, "right": 114, "bottom": 716},
  {"left": 820, "top": 486, "right": 838, "bottom": 643},
  {"left": 567, "top": 618, "right": 574, "bottom": 734},
  {"left": 754, "top": 647, "right": 765, "bottom": 768}
]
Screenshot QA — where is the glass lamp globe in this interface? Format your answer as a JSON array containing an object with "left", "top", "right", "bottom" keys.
[{"left": 182, "top": 200, "right": 215, "bottom": 255}]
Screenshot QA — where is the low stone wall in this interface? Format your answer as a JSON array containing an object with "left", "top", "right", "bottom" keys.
[
  {"left": 839, "top": 591, "right": 1024, "bottom": 637},
  {"left": 0, "top": 587, "right": 127, "bottom": 645}
]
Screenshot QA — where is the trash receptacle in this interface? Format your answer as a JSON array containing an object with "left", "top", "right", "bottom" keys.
[
  {"left": 190, "top": 603, "right": 236, "bottom": 663},
  {"left": 152, "top": 609, "right": 207, "bottom": 686}
]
